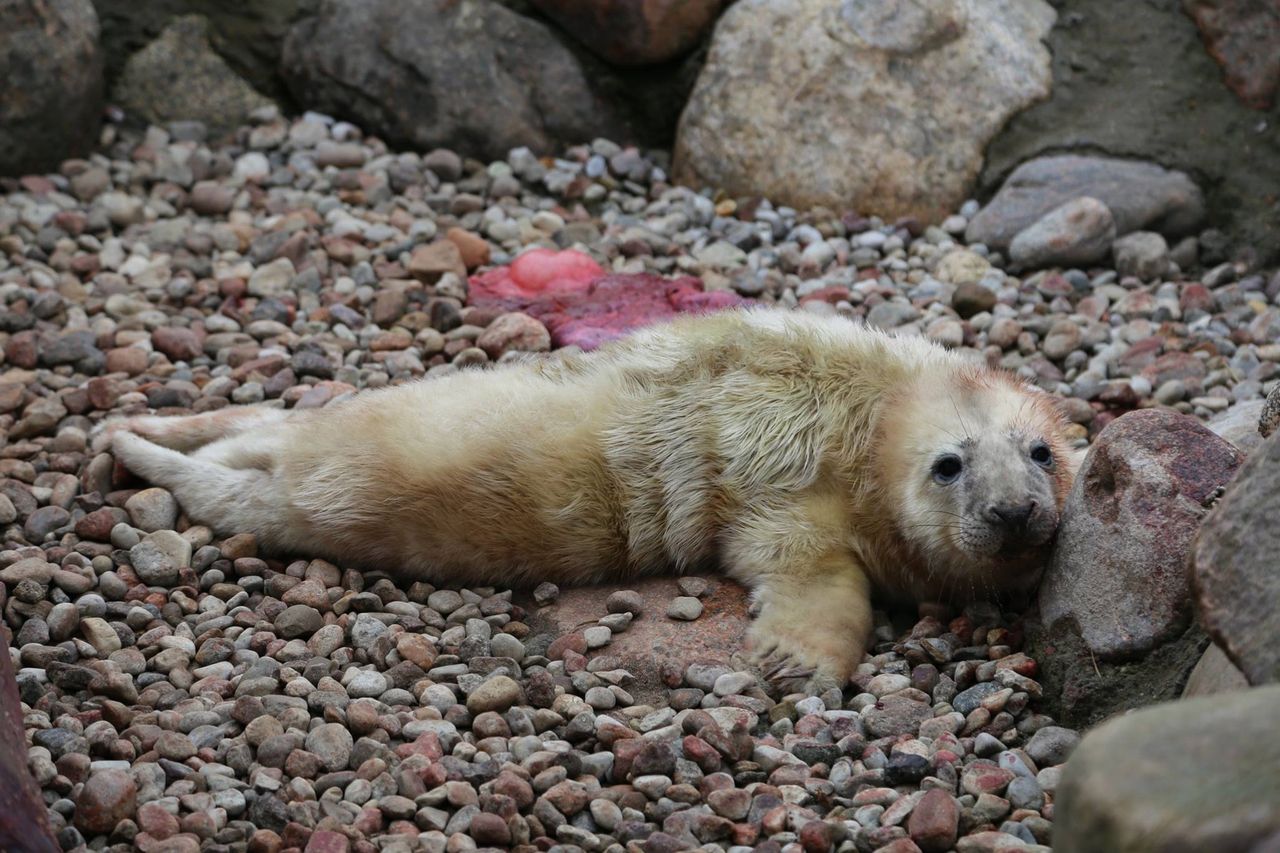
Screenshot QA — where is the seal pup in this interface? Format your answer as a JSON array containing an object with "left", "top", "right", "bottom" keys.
[{"left": 97, "top": 308, "right": 1079, "bottom": 691}]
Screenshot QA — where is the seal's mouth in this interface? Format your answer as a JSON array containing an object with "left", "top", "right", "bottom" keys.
[{"left": 995, "top": 528, "right": 1055, "bottom": 559}]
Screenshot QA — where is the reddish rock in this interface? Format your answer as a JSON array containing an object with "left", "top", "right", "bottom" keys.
[
  {"left": 4, "top": 331, "right": 38, "bottom": 368},
  {"left": 0, "top": 382, "right": 24, "bottom": 413},
  {"left": 372, "top": 289, "right": 409, "bottom": 327},
  {"left": 1180, "top": 282, "right": 1214, "bottom": 314},
  {"left": 475, "top": 312, "right": 551, "bottom": 359},
  {"left": 74, "top": 768, "right": 137, "bottom": 836},
  {"left": 1040, "top": 410, "right": 1242, "bottom": 659},
  {"left": 528, "top": 0, "right": 723, "bottom": 65},
  {"left": 136, "top": 802, "right": 180, "bottom": 840},
  {"left": 542, "top": 780, "right": 590, "bottom": 815},
  {"left": 1186, "top": 0, "right": 1280, "bottom": 109},
  {"left": 470, "top": 261, "right": 752, "bottom": 351},
  {"left": 960, "top": 761, "right": 1016, "bottom": 797},
  {"left": 408, "top": 240, "right": 467, "bottom": 283},
  {"left": 468, "top": 812, "right": 511, "bottom": 846},
  {"left": 85, "top": 377, "right": 119, "bottom": 410},
  {"left": 798, "top": 819, "right": 833, "bottom": 852},
  {"left": 907, "top": 789, "right": 959, "bottom": 853},
  {"left": 304, "top": 830, "right": 350, "bottom": 853},
  {"left": 1193, "top": 430, "right": 1280, "bottom": 685},
  {"left": 445, "top": 227, "right": 491, "bottom": 270},
  {"left": 105, "top": 346, "right": 150, "bottom": 375},
  {"left": 152, "top": 326, "right": 202, "bottom": 362},
  {"left": 1141, "top": 350, "right": 1208, "bottom": 387},
  {"left": 75, "top": 506, "right": 127, "bottom": 541},
  {"left": 545, "top": 631, "right": 588, "bottom": 660},
  {"left": 248, "top": 829, "right": 283, "bottom": 853}
]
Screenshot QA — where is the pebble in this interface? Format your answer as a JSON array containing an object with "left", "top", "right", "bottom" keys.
[{"left": 667, "top": 596, "right": 704, "bottom": 620}]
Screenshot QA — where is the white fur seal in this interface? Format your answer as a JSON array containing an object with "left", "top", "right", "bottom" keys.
[{"left": 96, "top": 309, "right": 1079, "bottom": 691}]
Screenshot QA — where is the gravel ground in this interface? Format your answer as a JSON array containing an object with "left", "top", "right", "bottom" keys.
[{"left": 1, "top": 109, "right": 1275, "bottom": 853}]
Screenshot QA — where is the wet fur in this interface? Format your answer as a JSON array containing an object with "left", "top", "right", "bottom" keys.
[{"left": 96, "top": 309, "right": 1079, "bottom": 692}]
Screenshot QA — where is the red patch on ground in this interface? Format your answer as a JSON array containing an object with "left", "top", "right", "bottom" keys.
[{"left": 469, "top": 250, "right": 752, "bottom": 350}]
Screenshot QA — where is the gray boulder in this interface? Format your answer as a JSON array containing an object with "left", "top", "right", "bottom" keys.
[
  {"left": 673, "top": 0, "right": 1055, "bottom": 223},
  {"left": 968, "top": 155, "right": 1203, "bottom": 252},
  {"left": 280, "top": 0, "right": 634, "bottom": 160},
  {"left": 0, "top": 0, "right": 102, "bottom": 176},
  {"left": 1054, "top": 685, "right": 1280, "bottom": 853},
  {"left": 1030, "top": 409, "right": 1242, "bottom": 727},
  {"left": 113, "top": 16, "right": 274, "bottom": 135},
  {"left": 1193, "top": 429, "right": 1280, "bottom": 686}
]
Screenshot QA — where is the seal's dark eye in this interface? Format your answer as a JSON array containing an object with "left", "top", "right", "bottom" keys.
[
  {"left": 1030, "top": 443, "right": 1053, "bottom": 468},
  {"left": 932, "top": 455, "right": 963, "bottom": 485}
]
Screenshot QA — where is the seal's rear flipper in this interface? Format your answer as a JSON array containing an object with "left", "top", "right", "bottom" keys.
[
  {"left": 92, "top": 407, "right": 290, "bottom": 454},
  {"left": 109, "top": 431, "right": 279, "bottom": 536}
]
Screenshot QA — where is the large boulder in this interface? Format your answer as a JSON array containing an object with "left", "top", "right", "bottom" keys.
[
  {"left": 528, "top": 0, "right": 723, "bottom": 65},
  {"left": 1030, "top": 409, "right": 1243, "bottom": 727},
  {"left": 1184, "top": 0, "right": 1280, "bottom": 110},
  {"left": 281, "top": 0, "right": 635, "bottom": 160},
  {"left": 672, "top": 0, "right": 1055, "bottom": 223},
  {"left": 113, "top": 15, "right": 274, "bottom": 134},
  {"left": 979, "top": 0, "right": 1280, "bottom": 263},
  {"left": 966, "top": 155, "right": 1204, "bottom": 252},
  {"left": 93, "top": 0, "right": 310, "bottom": 104},
  {"left": 0, "top": 0, "right": 102, "bottom": 176},
  {"left": 1054, "top": 685, "right": 1280, "bottom": 853},
  {"left": 1193, "top": 430, "right": 1280, "bottom": 685}
]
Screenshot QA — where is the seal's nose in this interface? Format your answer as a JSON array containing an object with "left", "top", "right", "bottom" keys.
[{"left": 988, "top": 500, "right": 1037, "bottom": 533}]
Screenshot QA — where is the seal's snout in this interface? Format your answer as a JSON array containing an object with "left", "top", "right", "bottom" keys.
[
  {"left": 987, "top": 500, "right": 1038, "bottom": 534},
  {"left": 987, "top": 498, "right": 1059, "bottom": 556}
]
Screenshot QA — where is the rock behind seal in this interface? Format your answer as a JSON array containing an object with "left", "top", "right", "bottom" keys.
[
  {"left": 280, "top": 0, "right": 632, "bottom": 160},
  {"left": 528, "top": 0, "right": 723, "bottom": 65},
  {"left": 1030, "top": 409, "right": 1243, "bottom": 727},
  {"left": 673, "top": 0, "right": 1055, "bottom": 222}
]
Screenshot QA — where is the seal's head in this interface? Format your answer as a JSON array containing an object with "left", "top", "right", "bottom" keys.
[{"left": 878, "top": 367, "right": 1077, "bottom": 589}]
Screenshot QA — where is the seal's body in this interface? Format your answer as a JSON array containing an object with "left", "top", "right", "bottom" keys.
[{"left": 101, "top": 309, "right": 1078, "bottom": 689}]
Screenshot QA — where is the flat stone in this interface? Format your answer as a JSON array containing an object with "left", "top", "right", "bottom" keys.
[
  {"left": 968, "top": 155, "right": 1204, "bottom": 250},
  {"left": 1193, "top": 429, "right": 1280, "bottom": 685},
  {"left": 1055, "top": 685, "right": 1280, "bottom": 853},
  {"left": 1009, "top": 196, "right": 1116, "bottom": 270}
]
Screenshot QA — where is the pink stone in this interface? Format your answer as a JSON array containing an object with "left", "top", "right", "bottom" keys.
[
  {"left": 507, "top": 248, "right": 603, "bottom": 296},
  {"left": 469, "top": 248, "right": 602, "bottom": 303},
  {"left": 305, "top": 830, "right": 351, "bottom": 853}
]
